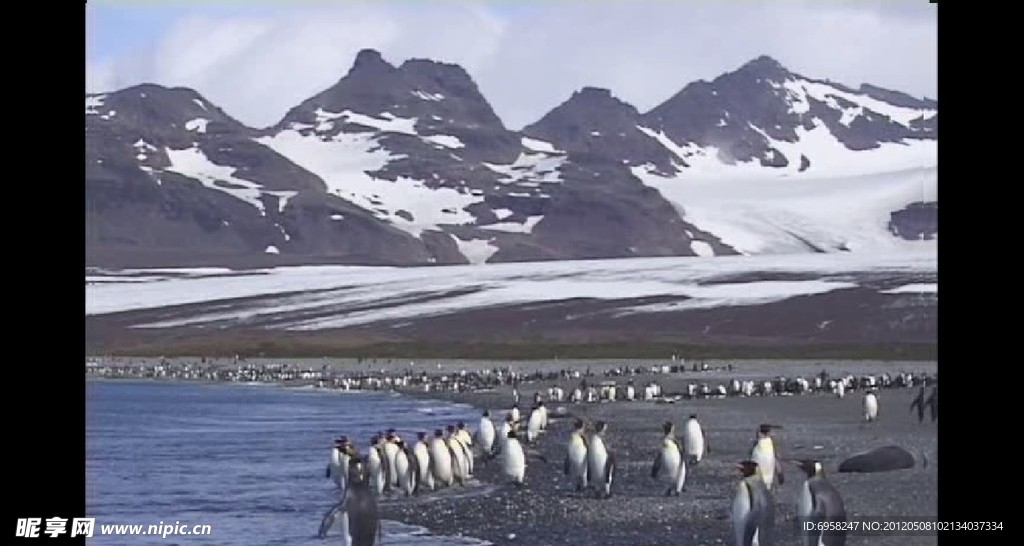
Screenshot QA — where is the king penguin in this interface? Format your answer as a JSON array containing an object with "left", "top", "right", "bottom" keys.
[
  {"left": 750, "top": 425, "right": 784, "bottom": 490},
  {"left": 587, "top": 421, "right": 616, "bottom": 498},
  {"left": 327, "top": 436, "right": 352, "bottom": 490},
  {"left": 501, "top": 429, "right": 527, "bottom": 487},
  {"left": 925, "top": 386, "right": 938, "bottom": 422},
  {"left": 526, "top": 404, "right": 544, "bottom": 443},
  {"left": 731, "top": 460, "right": 776, "bottom": 546},
  {"left": 475, "top": 410, "right": 496, "bottom": 461},
  {"left": 863, "top": 390, "right": 879, "bottom": 423},
  {"left": 318, "top": 456, "right": 383, "bottom": 545},
  {"left": 429, "top": 429, "right": 455, "bottom": 488},
  {"left": 682, "top": 414, "right": 707, "bottom": 464},
  {"left": 651, "top": 421, "right": 687, "bottom": 496},
  {"left": 382, "top": 430, "right": 401, "bottom": 489},
  {"left": 910, "top": 386, "right": 926, "bottom": 423},
  {"left": 366, "top": 435, "right": 389, "bottom": 496},
  {"left": 393, "top": 438, "right": 417, "bottom": 496},
  {"left": 564, "top": 418, "right": 589, "bottom": 492},
  {"left": 791, "top": 459, "right": 847, "bottom": 546},
  {"left": 445, "top": 425, "right": 469, "bottom": 485},
  {"left": 412, "top": 431, "right": 434, "bottom": 492}
]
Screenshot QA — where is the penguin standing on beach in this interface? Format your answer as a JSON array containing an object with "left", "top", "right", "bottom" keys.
[
  {"left": 494, "top": 413, "right": 515, "bottom": 458},
  {"left": 327, "top": 436, "right": 352, "bottom": 490},
  {"left": 382, "top": 430, "right": 401, "bottom": 489},
  {"left": 751, "top": 425, "right": 784, "bottom": 490},
  {"left": 926, "top": 387, "right": 938, "bottom": 422},
  {"left": 366, "top": 435, "right": 389, "bottom": 495},
  {"left": 526, "top": 404, "right": 545, "bottom": 443},
  {"left": 501, "top": 429, "right": 527, "bottom": 486},
  {"left": 682, "top": 414, "right": 707, "bottom": 464},
  {"left": 651, "top": 421, "right": 687, "bottom": 496},
  {"left": 731, "top": 460, "right": 776, "bottom": 546},
  {"left": 863, "top": 390, "right": 879, "bottom": 422},
  {"left": 446, "top": 425, "right": 470, "bottom": 484},
  {"left": 412, "top": 432, "right": 434, "bottom": 492},
  {"left": 792, "top": 459, "right": 847, "bottom": 546},
  {"left": 564, "top": 418, "right": 589, "bottom": 492},
  {"left": 318, "top": 457, "right": 383, "bottom": 545},
  {"left": 510, "top": 404, "right": 521, "bottom": 425},
  {"left": 455, "top": 422, "right": 475, "bottom": 474},
  {"left": 475, "top": 410, "right": 496, "bottom": 460},
  {"left": 587, "top": 421, "right": 616, "bottom": 498},
  {"left": 910, "top": 386, "right": 926, "bottom": 423},
  {"left": 393, "top": 438, "right": 418, "bottom": 496},
  {"left": 429, "top": 429, "right": 455, "bottom": 488}
]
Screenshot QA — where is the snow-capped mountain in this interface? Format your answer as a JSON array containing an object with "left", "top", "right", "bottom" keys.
[{"left": 85, "top": 51, "right": 937, "bottom": 268}]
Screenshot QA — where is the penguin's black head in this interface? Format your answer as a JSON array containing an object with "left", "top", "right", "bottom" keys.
[
  {"left": 417, "top": 431, "right": 427, "bottom": 440},
  {"left": 735, "top": 460, "right": 759, "bottom": 477},
  {"left": 507, "top": 429, "right": 518, "bottom": 439},
  {"left": 434, "top": 429, "right": 444, "bottom": 438},
  {"left": 457, "top": 421, "right": 466, "bottom": 429},
  {"left": 386, "top": 428, "right": 396, "bottom": 435},
  {"left": 792, "top": 459, "right": 823, "bottom": 478},
  {"left": 689, "top": 414, "right": 697, "bottom": 420},
  {"left": 538, "top": 401, "right": 545, "bottom": 407},
  {"left": 446, "top": 424, "right": 456, "bottom": 433},
  {"left": 758, "top": 424, "right": 773, "bottom": 435},
  {"left": 483, "top": 410, "right": 491, "bottom": 417},
  {"left": 573, "top": 418, "right": 585, "bottom": 430},
  {"left": 662, "top": 421, "right": 675, "bottom": 435},
  {"left": 594, "top": 421, "right": 608, "bottom": 433}
]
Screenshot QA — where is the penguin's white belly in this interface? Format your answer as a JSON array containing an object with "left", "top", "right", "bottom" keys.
[
  {"left": 414, "top": 444, "right": 432, "bottom": 487},
  {"left": 395, "top": 451, "right": 411, "bottom": 488},
  {"left": 588, "top": 438, "right": 608, "bottom": 482},
  {"left": 683, "top": 423, "right": 705, "bottom": 461},
  {"left": 527, "top": 413, "right": 543, "bottom": 441},
  {"left": 568, "top": 440, "right": 588, "bottom": 481},
  {"left": 479, "top": 421, "right": 495, "bottom": 452},
  {"left": 383, "top": 444, "right": 400, "bottom": 485},
  {"left": 865, "top": 396, "right": 878, "bottom": 419},
  {"left": 503, "top": 440, "right": 526, "bottom": 482},
  {"left": 798, "top": 481, "right": 815, "bottom": 546},
  {"left": 368, "top": 450, "right": 385, "bottom": 492},
  {"left": 339, "top": 511, "right": 352, "bottom": 546},
  {"left": 448, "top": 440, "right": 467, "bottom": 478},
  {"left": 430, "top": 442, "right": 453, "bottom": 483},
  {"left": 732, "top": 481, "right": 752, "bottom": 546},
  {"left": 751, "top": 442, "right": 775, "bottom": 489},
  {"left": 659, "top": 446, "right": 681, "bottom": 483}
]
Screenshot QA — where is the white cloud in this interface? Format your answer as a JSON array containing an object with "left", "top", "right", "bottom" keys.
[{"left": 86, "top": 1, "right": 936, "bottom": 130}]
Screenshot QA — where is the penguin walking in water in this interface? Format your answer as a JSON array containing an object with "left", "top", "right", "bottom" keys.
[
  {"left": 863, "top": 390, "right": 879, "bottom": 423},
  {"left": 564, "top": 418, "right": 589, "bottom": 492},
  {"left": 318, "top": 457, "right": 383, "bottom": 545},
  {"left": 327, "top": 436, "right": 352, "bottom": 490},
  {"left": 501, "top": 429, "right": 527, "bottom": 487},
  {"left": 682, "top": 414, "right": 707, "bottom": 464},
  {"left": 412, "top": 432, "right": 434, "bottom": 492},
  {"left": 925, "top": 387, "right": 938, "bottom": 422},
  {"left": 790, "top": 459, "right": 847, "bottom": 546},
  {"left": 429, "top": 429, "right": 455, "bottom": 488},
  {"left": 587, "top": 421, "right": 616, "bottom": 498},
  {"left": 751, "top": 425, "right": 784, "bottom": 491},
  {"left": 732, "top": 460, "right": 776, "bottom": 546},
  {"left": 910, "top": 386, "right": 926, "bottom": 423},
  {"left": 651, "top": 421, "right": 687, "bottom": 496},
  {"left": 475, "top": 410, "right": 496, "bottom": 461}
]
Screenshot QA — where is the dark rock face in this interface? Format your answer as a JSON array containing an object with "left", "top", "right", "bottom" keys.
[
  {"left": 86, "top": 51, "right": 936, "bottom": 268},
  {"left": 889, "top": 202, "right": 937, "bottom": 240}
]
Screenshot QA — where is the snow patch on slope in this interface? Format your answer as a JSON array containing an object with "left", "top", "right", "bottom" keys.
[
  {"left": 422, "top": 135, "right": 465, "bottom": 149},
  {"left": 484, "top": 152, "right": 565, "bottom": 184},
  {"left": 452, "top": 236, "right": 499, "bottom": 265},
  {"left": 185, "top": 118, "right": 209, "bottom": 133},
  {"left": 86, "top": 95, "right": 106, "bottom": 115}
]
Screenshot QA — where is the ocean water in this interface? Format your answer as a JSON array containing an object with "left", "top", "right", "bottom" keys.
[{"left": 86, "top": 380, "right": 489, "bottom": 545}]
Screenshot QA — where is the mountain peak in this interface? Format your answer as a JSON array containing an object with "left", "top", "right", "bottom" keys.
[
  {"left": 350, "top": 48, "right": 394, "bottom": 73},
  {"left": 735, "top": 55, "right": 790, "bottom": 78}
]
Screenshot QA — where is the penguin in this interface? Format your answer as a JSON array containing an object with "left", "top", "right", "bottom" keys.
[
  {"left": 537, "top": 401, "right": 549, "bottom": 430},
  {"left": 625, "top": 381, "right": 636, "bottom": 401},
  {"left": 429, "top": 429, "right": 455, "bottom": 488},
  {"left": 731, "top": 460, "right": 776, "bottom": 546},
  {"left": 501, "top": 429, "right": 527, "bottom": 487},
  {"left": 455, "top": 422, "right": 475, "bottom": 474},
  {"left": 682, "top": 414, "right": 707, "bottom": 464},
  {"left": 925, "top": 387, "right": 938, "bottom": 422},
  {"left": 651, "top": 421, "right": 687, "bottom": 496},
  {"left": 751, "top": 425, "right": 784, "bottom": 490},
  {"left": 791, "top": 459, "right": 847, "bottom": 546},
  {"left": 494, "top": 413, "right": 515, "bottom": 458},
  {"left": 475, "top": 410, "right": 496, "bottom": 460},
  {"left": 910, "top": 386, "right": 926, "bottom": 423},
  {"left": 510, "top": 404, "right": 521, "bottom": 425},
  {"left": 563, "top": 418, "right": 589, "bottom": 492},
  {"left": 863, "top": 390, "right": 879, "bottom": 422},
  {"left": 382, "top": 431, "right": 401, "bottom": 488},
  {"left": 412, "top": 431, "right": 434, "bottom": 492},
  {"left": 526, "top": 404, "right": 544, "bottom": 443},
  {"left": 835, "top": 380, "right": 845, "bottom": 399},
  {"left": 446, "top": 425, "right": 470, "bottom": 484},
  {"left": 587, "top": 420, "right": 616, "bottom": 498},
  {"left": 366, "top": 435, "right": 389, "bottom": 495},
  {"left": 327, "top": 436, "right": 351, "bottom": 490},
  {"left": 393, "top": 438, "right": 417, "bottom": 496},
  {"left": 318, "top": 456, "right": 383, "bottom": 545}
]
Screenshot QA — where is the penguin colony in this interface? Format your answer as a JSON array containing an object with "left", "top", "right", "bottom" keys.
[{"left": 319, "top": 368, "right": 936, "bottom": 545}]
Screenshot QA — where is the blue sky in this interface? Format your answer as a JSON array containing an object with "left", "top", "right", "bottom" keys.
[{"left": 86, "top": 1, "right": 937, "bottom": 130}]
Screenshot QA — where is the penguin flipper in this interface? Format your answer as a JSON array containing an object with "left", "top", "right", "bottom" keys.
[
  {"left": 604, "top": 452, "right": 616, "bottom": 495},
  {"left": 775, "top": 459, "right": 785, "bottom": 486},
  {"left": 326, "top": 464, "right": 332, "bottom": 479},
  {"left": 317, "top": 492, "right": 348, "bottom": 539},
  {"left": 651, "top": 452, "right": 662, "bottom": 478},
  {"left": 563, "top": 454, "right": 570, "bottom": 475}
]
